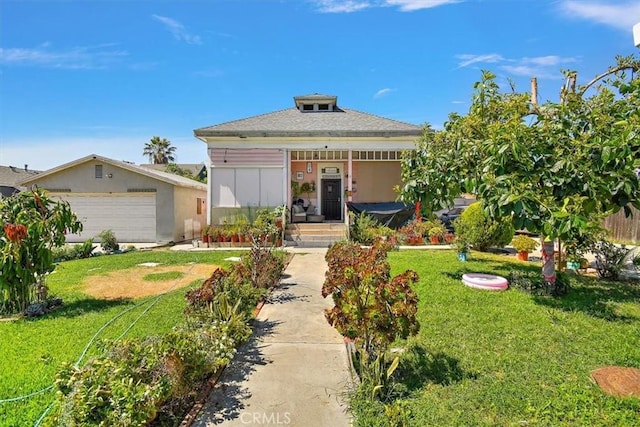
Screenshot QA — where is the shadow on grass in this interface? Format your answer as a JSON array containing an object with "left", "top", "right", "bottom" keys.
[
  {"left": 194, "top": 318, "right": 280, "bottom": 424},
  {"left": 395, "top": 343, "right": 477, "bottom": 392},
  {"left": 447, "top": 253, "right": 640, "bottom": 322},
  {"left": 42, "top": 297, "right": 133, "bottom": 319},
  {"left": 533, "top": 277, "right": 640, "bottom": 322}
]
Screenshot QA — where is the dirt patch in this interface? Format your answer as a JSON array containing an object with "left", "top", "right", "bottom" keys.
[
  {"left": 84, "top": 263, "right": 220, "bottom": 299},
  {"left": 591, "top": 366, "right": 640, "bottom": 398}
]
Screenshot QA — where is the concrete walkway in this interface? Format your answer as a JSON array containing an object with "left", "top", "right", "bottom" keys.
[{"left": 193, "top": 248, "right": 352, "bottom": 427}]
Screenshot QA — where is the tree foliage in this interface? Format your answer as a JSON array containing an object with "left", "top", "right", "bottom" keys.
[
  {"left": 0, "top": 189, "right": 82, "bottom": 314},
  {"left": 143, "top": 136, "right": 177, "bottom": 164},
  {"left": 399, "top": 55, "right": 640, "bottom": 244}
]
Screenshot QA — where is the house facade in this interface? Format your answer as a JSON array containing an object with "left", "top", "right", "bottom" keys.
[
  {"left": 18, "top": 154, "right": 207, "bottom": 244},
  {"left": 194, "top": 94, "right": 422, "bottom": 225}
]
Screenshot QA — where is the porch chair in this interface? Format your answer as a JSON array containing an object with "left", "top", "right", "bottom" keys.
[{"left": 291, "top": 204, "right": 307, "bottom": 223}]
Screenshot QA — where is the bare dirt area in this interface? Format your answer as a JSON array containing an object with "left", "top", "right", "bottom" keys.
[{"left": 84, "top": 263, "right": 220, "bottom": 299}]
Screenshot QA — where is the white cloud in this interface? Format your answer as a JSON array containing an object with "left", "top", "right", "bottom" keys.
[
  {"left": 456, "top": 53, "right": 579, "bottom": 79},
  {"left": 559, "top": 1, "right": 640, "bottom": 31},
  {"left": 313, "top": 0, "right": 371, "bottom": 13},
  {"left": 0, "top": 44, "right": 127, "bottom": 69},
  {"left": 373, "top": 88, "right": 394, "bottom": 98},
  {"left": 456, "top": 53, "right": 504, "bottom": 68},
  {"left": 385, "top": 0, "right": 460, "bottom": 11},
  {"left": 521, "top": 55, "right": 574, "bottom": 66},
  {"left": 152, "top": 15, "right": 202, "bottom": 45},
  {"left": 312, "top": 0, "right": 458, "bottom": 13}
]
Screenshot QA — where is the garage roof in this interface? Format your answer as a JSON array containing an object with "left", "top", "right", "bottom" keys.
[{"left": 18, "top": 154, "right": 207, "bottom": 190}]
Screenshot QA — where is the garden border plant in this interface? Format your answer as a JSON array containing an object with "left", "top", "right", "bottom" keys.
[
  {"left": 322, "top": 238, "right": 420, "bottom": 424},
  {"left": 45, "top": 238, "right": 287, "bottom": 426}
]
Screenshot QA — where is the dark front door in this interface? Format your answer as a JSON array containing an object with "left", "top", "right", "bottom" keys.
[{"left": 321, "top": 179, "right": 341, "bottom": 221}]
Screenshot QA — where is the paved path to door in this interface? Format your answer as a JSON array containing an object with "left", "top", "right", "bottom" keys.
[{"left": 193, "top": 248, "right": 352, "bottom": 427}]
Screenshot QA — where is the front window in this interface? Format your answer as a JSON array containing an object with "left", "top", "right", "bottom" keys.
[{"left": 95, "top": 165, "right": 103, "bottom": 178}]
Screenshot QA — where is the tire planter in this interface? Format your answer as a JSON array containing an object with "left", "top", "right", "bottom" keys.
[{"left": 462, "top": 273, "right": 508, "bottom": 291}]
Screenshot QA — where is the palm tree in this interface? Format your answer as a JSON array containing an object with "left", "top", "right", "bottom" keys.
[{"left": 143, "top": 136, "right": 177, "bottom": 164}]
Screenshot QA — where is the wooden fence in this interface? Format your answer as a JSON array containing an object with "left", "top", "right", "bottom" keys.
[{"left": 602, "top": 207, "right": 640, "bottom": 244}]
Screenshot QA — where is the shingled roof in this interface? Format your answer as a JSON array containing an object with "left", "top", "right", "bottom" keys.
[
  {"left": 0, "top": 165, "right": 40, "bottom": 196},
  {"left": 139, "top": 163, "right": 206, "bottom": 179},
  {"left": 194, "top": 94, "right": 422, "bottom": 139}
]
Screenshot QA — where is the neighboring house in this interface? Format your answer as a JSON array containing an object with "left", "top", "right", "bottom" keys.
[
  {"left": 194, "top": 94, "right": 422, "bottom": 224},
  {"left": 0, "top": 164, "right": 40, "bottom": 198},
  {"left": 18, "top": 154, "right": 207, "bottom": 244},
  {"left": 140, "top": 163, "right": 207, "bottom": 181}
]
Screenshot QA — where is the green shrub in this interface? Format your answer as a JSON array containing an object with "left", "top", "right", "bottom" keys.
[
  {"left": 185, "top": 268, "right": 264, "bottom": 322},
  {"left": 454, "top": 201, "right": 514, "bottom": 251},
  {"left": 48, "top": 322, "right": 237, "bottom": 427},
  {"left": 592, "top": 240, "right": 631, "bottom": 280},
  {"left": 97, "top": 229, "right": 119, "bottom": 253},
  {"left": 236, "top": 245, "right": 285, "bottom": 289},
  {"left": 351, "top": 212, "right": 383, "bottom": 245},
  {"left": 51, "top": 239, "right": 96, "bottom": 261}
]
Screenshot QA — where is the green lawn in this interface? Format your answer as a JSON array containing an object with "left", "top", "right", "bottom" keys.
[
  {"left": 0, "top": 249, "right": 242, "bottom": 427},
  {"left": 387, "top": 249, "right": 640, "bottom": 426}
]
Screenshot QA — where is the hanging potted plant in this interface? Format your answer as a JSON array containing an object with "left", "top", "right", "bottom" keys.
[{"left": 511, "top": 235, "right": 538, "bottom": 261}]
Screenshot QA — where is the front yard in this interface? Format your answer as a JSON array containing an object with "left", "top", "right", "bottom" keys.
[
  {"left": 2, "top": 246, "right": 639, "bottom": 426},
  {"left": 375, "top": 250, "right": 640, "bottom": 426},
  {"left": 0, "top": 249, "right": 243, "bottom": 427}
]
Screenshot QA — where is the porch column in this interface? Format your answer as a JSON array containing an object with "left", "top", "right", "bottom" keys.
[
  {"left": 347, "top": 150, "right": 353, "bottom": 202},
  {"left": 284, "top": 149, "right": 291, "bottom": 206}
]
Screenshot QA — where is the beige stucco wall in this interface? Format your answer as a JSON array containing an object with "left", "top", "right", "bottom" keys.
[
  {"left": 173, "top": 186, "right": 207, "bottom": 241},
  {"left": 353, "top": 162, "right": 401, "bottom": 202}
]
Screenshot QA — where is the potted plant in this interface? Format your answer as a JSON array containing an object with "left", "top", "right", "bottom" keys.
[
  {"left": 428, "top": 222, "right": 446, "bottom": 245},
  {"left": 234, "top": 216, "right": 249, "bottom": 244},
  {"left": 511, "top": 235, "right": 538, "bottom": 261},
  {"left": 201, "top": 225, "right": 210, "bottom": 244},
  {"left": 455, "top": 236, "right": 470, "bottom": 261},
  {"left": 399, "top": 219, "right": 423, "bottom": 245},
  {"left": 273, "top": 205, "right": 287, "bottom": 230},
  {"left": 228, "top": 223, "right": 240, "bottom": 244}
]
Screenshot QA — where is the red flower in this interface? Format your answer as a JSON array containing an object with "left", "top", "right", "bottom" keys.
[{"left": 3, "top": 223, "right": 27, "bottom": 243}]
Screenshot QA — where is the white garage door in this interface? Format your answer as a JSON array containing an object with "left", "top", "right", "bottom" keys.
[{"left": 55, "top": 193, "right": 157, "bottom": 243}]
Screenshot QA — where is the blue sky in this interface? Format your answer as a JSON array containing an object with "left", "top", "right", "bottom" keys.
[{"left": 1, "top": 0, "right": 639, "bottom": 171}]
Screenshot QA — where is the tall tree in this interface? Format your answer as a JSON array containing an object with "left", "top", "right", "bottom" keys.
[
  {"left": 398, "top": 55, "right": 640, "bottom": 286},
  {"left": 143, "top": 136, "right": 177, "bottom": 164}
]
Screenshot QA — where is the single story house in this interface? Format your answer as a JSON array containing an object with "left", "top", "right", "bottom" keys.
[
  {"left": 18, "top": 154, "right": 207, "bottom": 244},
  {"left": 194, "top": 94, "right": 422, "bottom": 224},
  {"left": 0, "top": 164, "right": 40, "bottom": 198}
]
